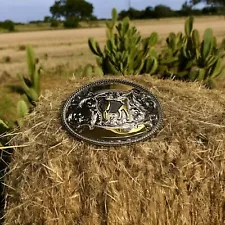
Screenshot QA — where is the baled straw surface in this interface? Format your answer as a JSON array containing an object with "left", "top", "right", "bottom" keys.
[{"left": 4, "top": 76, "right": 225, "bottom": 225}]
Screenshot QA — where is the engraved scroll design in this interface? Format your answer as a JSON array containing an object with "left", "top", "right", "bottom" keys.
[{"left": 66, "top": 89, "right": 159, "bottom": 135}]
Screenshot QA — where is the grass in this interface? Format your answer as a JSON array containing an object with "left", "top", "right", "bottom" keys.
[
  {"left": 0, "top": 86, "right": 19, "bottom": 125},
  {"left": 15, "top": 22, "right": 62, "bottom": 32},
  {"left": 0, "top": 20, "right": 103, "bottom": 33}
]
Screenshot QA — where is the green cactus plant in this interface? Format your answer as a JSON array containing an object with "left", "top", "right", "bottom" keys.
[
  {"left": 82, "top": 64, "right": 104, "bottom": 77},
  {"left": 82, "top": 64, "right": 93, "bottom": 77},
  {"left": 0, "top": 119, "right": 9, "bottom": 129},
  {"left": 7, "top": 45, "right": 43, "bottom": 128},
  {"left": 189, "top": 26, "right": 225, "bottom": 87},
  {"left": 158, "top": 16, "right": 225, "bottom": 87},
  {"left": 88, "top": 8, "right": 159, "bottom": 76},
  {"left": 16, "top": 100, "right": 29, "bottom": 127},
  {"left": 87, "top": 11, "right": 225, "bottom": 87},
  {"left": 0, "top": 120, "right": 8, "bottom": 148},
  {"left": 185, "top": 16, "right": 194, "bottom": 37},
  {"left": 17, "top": 45, "right": 41, "bottom": 105},
  {"left": 0, "top": 119, "right": 9, "bottom": 136},
  {"left": 0, "top": 46, "right": 42, "bottom": 150}
]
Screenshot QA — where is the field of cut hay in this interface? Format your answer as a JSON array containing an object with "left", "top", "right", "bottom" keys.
[
  {"left": 4, "top": 75, "right": 225, "bottom": 225},
  {"left": 1, "top": 16, "right": 225, "bottom": 80}
]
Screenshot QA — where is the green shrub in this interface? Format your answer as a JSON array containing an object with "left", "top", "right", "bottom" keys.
[
  {"left": 18, "top": 45, "right": 26, "bottom": 51},
  {"left": 1, "top": 20, "right": 15, "bottom": 32},
  {"left": 44, "top": 16, "right": 52, "bottom": 22},
  {"left": 51, "top": 20, "right": 60, "bottom": 27},
  {"left": 3, "top": 56, "right": 11, "bottom": 63},
  {"left": 64, "top": 17, "right": 79, "bottom": 28}
]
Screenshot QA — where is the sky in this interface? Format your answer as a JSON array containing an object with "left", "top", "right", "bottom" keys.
[{"left": 0, "top": 0, "right": 205, "bottom": 23}]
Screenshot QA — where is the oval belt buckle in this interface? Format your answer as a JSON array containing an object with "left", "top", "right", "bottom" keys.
[{"left": 61, "top": 79, "right": 163, "bottom": 146}]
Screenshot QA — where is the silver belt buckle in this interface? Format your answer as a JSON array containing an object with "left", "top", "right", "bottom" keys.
[{"left": 61, "top": 79, "right": 163, "bottom": 146}]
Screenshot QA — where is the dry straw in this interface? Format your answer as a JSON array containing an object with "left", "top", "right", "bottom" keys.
[{"left": 3, "top": 76, "right": 225, "bottom": 225}]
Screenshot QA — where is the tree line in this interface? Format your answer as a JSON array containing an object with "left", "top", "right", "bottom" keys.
[
  {"left": 1, "top": 0, "right": 225, "bottom": 31},
  {"left": 118, "top": 4, "right": 225, "bottom": 20},
  {"left": 48, "top": 0, "right": 225, "bottom": 26}
]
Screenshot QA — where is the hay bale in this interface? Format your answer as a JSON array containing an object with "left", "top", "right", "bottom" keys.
[{"left": 4, "top": 76, "right": 225, "bottom": 225}]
